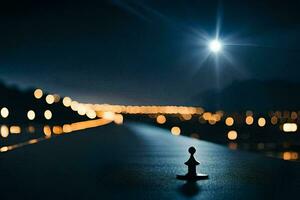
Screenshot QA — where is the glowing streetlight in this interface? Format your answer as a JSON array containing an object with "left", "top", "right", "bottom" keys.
[{"left": 209, "top": 39, "right": 222, "bottom": 53}]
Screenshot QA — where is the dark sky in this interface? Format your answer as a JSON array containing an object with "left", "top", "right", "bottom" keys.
[{"left": 1, "top": 0, "right": 300, "bottom": 104}]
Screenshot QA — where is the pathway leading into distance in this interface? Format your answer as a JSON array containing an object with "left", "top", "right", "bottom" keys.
[{"left": 0, "top": 123, "right": 299, "bottom": 199}]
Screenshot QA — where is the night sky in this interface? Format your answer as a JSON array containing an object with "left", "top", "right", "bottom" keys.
[{"left": 1, "top": 0, "right": 300, "bottom": 104}]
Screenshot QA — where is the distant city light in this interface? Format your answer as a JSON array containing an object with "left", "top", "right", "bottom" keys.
[
  {"left": 63, "top": 124, "right": 72, "bottom": 133},
  {"left": 43, "top": 125, "right": 52, "bottom": 137},
  {"left": 156, "top": 115, "right": 166, "bottom": 124},
  {"left": 86, "top": 110, "right": 97, "bottom": 119},
  {"left": 1, "top": 107, "right": 9, "bottom": 118},
  {"left": 63, "top": 97, "right": 72, "bottom": 107},
  {"left": 283, "top": 151, "right": 299, "bottom": 160},
  {"left": 91, "top": 104, "right": 204, "bottom": 115},
  {"left": 71, "top": 101, "right": 79, "bottom": 111},
  {"left": 0, "top": 125, "right": 9, "bottom": 138},
  {"left": 53, "top": 126, "right": 63, "bottom": 135},
  {"left": 3, "top": 84, "right": 300, "bottom": 157},
  {"left": 171, "top": 126, "right": 181, "bottom": 136},
  {"left": 270, "top": 116, "right": 278, "bottom": 125},
  {"left": 181, "top": 114, "right": 192, "bottom": 121},
  {"left": 208, "top": 119, "right": 217, "bottom": 125},
  {"left": 102, "top": 111, "right": 115, "bottom": 120},
  {"left": 44, "top": 110, "right": 52, "bottom": 120},
  {"left": 291, "top": 111, "right": 298, "bottom": 120},
  {"left": 45, "top": 95, "right": 55, "bottom": 104},
  {"left": 114, "top": 114, "right": 123, "bottom": 125},
  {"left": 27, "top": 110, "right": 36, "bottom": 120},
  {"left": 227, "top": 130, "right": 238, "bottom": 140},
  {"left": 34, "top": 89, "right": 43, "bottom": 99},
  {"left": 0, "top": 146, "right": 9, "bottom": 152},
  {"left": 225, "top": 117, "right": 234, "bottom": 126},
  {"left": 209, "top": 39, "right": 222, "bottom": 53},
  {"left": 77, "top": 105, "right": 87, "bottom": 116},
  {"left": 53, "top": 94, "right": 60, "bottom": 103},
  {"left": 28, "top": 139, "right": 38, "bottom": 144},
  {"left": 203, "top": 112, "right": 212, "bottom": 120},
  {"left": 258, "top": 117, "right": 266, "bottom": 127},
  {"left": 10, "top": 126, "right": 21, "bottom": 134},
  {"left": 245, "top": 116, "right": 254, "bottom": 125},
  {"left": 283, "top": 123, "right": 297, "bottom": 133}
]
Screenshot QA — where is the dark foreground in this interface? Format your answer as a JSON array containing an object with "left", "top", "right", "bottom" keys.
[{"left": 0, "top": 123, "right": 300, "bottom": 199}]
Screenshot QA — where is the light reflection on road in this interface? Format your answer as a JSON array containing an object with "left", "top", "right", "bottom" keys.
[{"left": 0, "top": 118, "right": 112, "bottom": 153}]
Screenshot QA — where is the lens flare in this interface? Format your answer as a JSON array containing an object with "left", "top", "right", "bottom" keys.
[{"left": 209, "top": 39, "right": 222, "bottom": 53}]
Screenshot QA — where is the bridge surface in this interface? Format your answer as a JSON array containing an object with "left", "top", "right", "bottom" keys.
[{"left": 1, "top": 123, "right": 299, "bottom": 199}]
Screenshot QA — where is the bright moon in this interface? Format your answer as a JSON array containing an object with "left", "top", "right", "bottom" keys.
[{"left": 209, "top": 39, "right": 222, "bottom": 53}]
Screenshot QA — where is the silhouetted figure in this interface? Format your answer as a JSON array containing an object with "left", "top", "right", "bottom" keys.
[{"left": 176, "top": 146, "right": 208, "bottom": 181}]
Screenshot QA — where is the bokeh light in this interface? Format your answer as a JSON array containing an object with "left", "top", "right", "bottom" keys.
[
  {"left": 53, "top": 94, "right": 60, "bottom": 103},
  {"left": 63, "top": 97, "right": 72, "bottom": 107},
  {"left": 225, "top": 117, "right": 234, "bottom": 126},
  {"left": 43, "top": 125, "right": 52, "bottom": 137},
  {"left": 156, "top": 115, "right": 166, "bottom": 124},
  {"left": 63, "top": 124, "right": 72, "bottom": 133},
  {"left": 114, "top": 114, "right": 124, "bottom": 125},
  {"left": 258, "top": 117, "right": 266, "bottom": 127},
  {"left": 86, "top": 110, "right": 97, "bottom": 119},
  {"left": 44, "top": 110, "right": 52, "bottom": 120},
  {"left": 227, "top": 130, "right": 238, "bottom": 140},
  {"left": 0, "top": 125, "right": 9, "bottom": 138},
  {"left": 46, "top": 95, "right": 55, "bottom": 104},
  {"left": 102, "top": 111, "right": 115, "bottom": 120},
  {"left": 71, "top": 101, "right": 79, "bottom": 111},
  {"left": 245, "top": 116, "right": 254, "bottom": 125},
  {"left": 27, "top": 110, "right": 35, "bottom": 120},
  {"left": 270, "top": 116, "right": 278, "bottom": 125},
  {"left": 181, "top": 114, "right": 192, "bottom": 121},
  {"left": 77, "top": 105, "right": 87, "bottom": 116},
  {"left": 53, "top": 126, "right": 63, "bottom": 135},
  {"left": 1, "top": 107, "right": 9, "bottom": 118},
  {"left": 10, "top": 126, "right": 21, "bottom": 134},
  {"left": 171, "top": 126, "right": 181, "bottom": 136},
  {"left": 283, "top": 151, "right": 299, "bottom": 160},
  {"left": 34, "top": 89, "right": 43, "bottom": 99},
  {"left": 283, "top": 123, "right": 297, "bottom": 133}
]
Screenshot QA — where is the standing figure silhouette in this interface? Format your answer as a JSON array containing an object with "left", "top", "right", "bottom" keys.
[{"left": 176, "top": 146, "right": 208, "bottom": 181}]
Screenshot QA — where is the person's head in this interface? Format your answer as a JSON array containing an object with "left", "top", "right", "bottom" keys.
[{"left": 188, "top": 147, "right": 196, "bottom": 155}]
